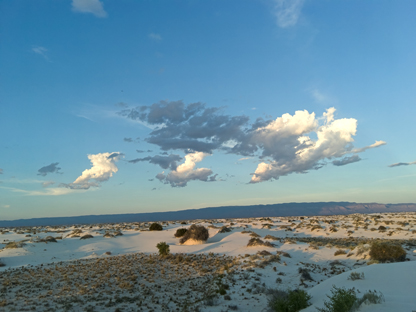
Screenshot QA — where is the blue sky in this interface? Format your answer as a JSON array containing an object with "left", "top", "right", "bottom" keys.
[{"left": 1, "top": 0, "right": 415, "bottom": 220}]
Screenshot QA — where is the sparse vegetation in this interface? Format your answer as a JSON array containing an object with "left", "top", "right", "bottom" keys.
[{"left": 268, "top": 288, "right": 311, "bottom": 312}]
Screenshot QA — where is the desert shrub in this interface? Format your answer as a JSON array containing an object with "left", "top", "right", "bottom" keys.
[
  {"left": 149, "top": 223, "right": 163, "bottom": 231},
  {"left": 180, "top": 221, "right": 187, "bottom": 225},
  {"left": 80, "top": 234, "right": 94, "bottom": 240},
  {"left": 298, "top": 268, "right": 313, "bottom": 281},
  {"left": 378, "top": 226, "right": 387, "bottom": 232},
  {"left": 180, "top": 224, "right": 209, "bottom": 244},
  {"left": 369, "top": 241, "right": 406, "bottom": 262},
  {"left": 0, "top": 259, "right": 5, "bottom": 267},
  {"left": 268, "top": 288, "right": 311, "bottom": 312},
  {"left": 5, "top": 241, "right": 25, "bottom": 249},
  {"left": 156, "top": 242, "right": 170, "bottom": 256},
  {"left": 316, "top": 286, "right": 357, "bottom": 312},
  {"left": 247, "top": 238, "right": 274, "bottom": 247},
  {"left": 174, "top": 228, "right": 188, "bottom": 237},
  {"left": 348, "top": 272, "right": 365, "bottom": 281},
  {"left": 264, "top": 235, "right": 279, "bottom": 241},
  {"left": 219, "top": 226, "right": 232, "bottom": 233},
  {"left": 334, "top": 249, "right": 347, "bottom": 256}
]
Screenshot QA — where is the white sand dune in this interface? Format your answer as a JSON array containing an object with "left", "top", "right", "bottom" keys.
[{"left": 0, "top": 213, "right": 415, "bottom": 311}]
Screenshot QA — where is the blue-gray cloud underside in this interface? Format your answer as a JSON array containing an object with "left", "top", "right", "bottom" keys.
[{"left": 37, "top": 163, "right": 61, "bottom": 176}]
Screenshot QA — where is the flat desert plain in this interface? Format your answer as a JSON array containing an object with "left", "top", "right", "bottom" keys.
[{"left": 1, "top": 212, "right": 416, "bottom": 311}]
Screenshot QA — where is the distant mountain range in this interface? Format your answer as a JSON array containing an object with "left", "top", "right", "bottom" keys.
[{"left": 1, "top": 202, "right": 416, "bottom": 228}]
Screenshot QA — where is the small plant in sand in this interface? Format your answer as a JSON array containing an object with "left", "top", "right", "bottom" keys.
[
  {"left": 369, "top": 241, "right": 406, "bottom": 262},
  {"left": 156, "top": 242, "right": 170, "bottom": 256},
  {"left": 174, "top": 228, "right": 188, "bottom": 238},
  {"left": 179, "top": 224, "right": 209, "bottom": 244},
  {"left": 268, "top": 288, "right": 311, "bottom": 312},
  {"left": 149, "top": 223, "right": 163, "bottom": 231},
  {"left": 348, "top": 272, "right": 364, "bottom": 281}
]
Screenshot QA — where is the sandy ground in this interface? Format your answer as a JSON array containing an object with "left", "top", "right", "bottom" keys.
[{"left": 1, "top": 212, "right": 416, "bottom": 311}]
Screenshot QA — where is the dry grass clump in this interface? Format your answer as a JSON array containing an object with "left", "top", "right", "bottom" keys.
[
  {"left": 179, "top": 224, "right": 209, "bottom": 244},
  {"left": 334, "top": 249, "right": 347, "bottom": 256},
  {"left": 264, "top": 235, "right": 280, "bottom": 241},
  {"left": 247, "top": 238, "right": 274, "bottom": 248},
  {"left": 4, "top": 241, "right": 25, "bottom": 249},
  {"left": 39, "top": 236, "right": 58, "bottom": 243},
  {"left": 369, "top": 241, "right": 406, "bottom": 262}
]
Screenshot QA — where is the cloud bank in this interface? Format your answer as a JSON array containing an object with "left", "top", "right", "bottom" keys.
[
  {"left": 119, "top": 101, "right": 385, "bottom": 186},
  {"left": 62, "top": 152, "right": 123, "bottom": 189}
]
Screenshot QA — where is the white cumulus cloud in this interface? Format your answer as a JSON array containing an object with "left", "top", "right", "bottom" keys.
[
  {"left": 63, "top": 152, "right": 123, "bottom": 189},
  {"left": 156, "top": 152, "right": 215, "bottom": 187},
  {"left": 250, "top": 108, "right": 384, "bottom": 183},
  {"left": 71, "top": 0, "right": 107, "bottom": 18}
]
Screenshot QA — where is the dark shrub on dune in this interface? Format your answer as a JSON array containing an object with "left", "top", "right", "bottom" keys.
[
  {"left": 174, "top": 228, "right": 188, "bottom": 238},
  {"left": 180, "top": 224, "right": 209, "bottom": 244},
  {"left": 149, "top": 223, "right": 163, "bottom": 231}
]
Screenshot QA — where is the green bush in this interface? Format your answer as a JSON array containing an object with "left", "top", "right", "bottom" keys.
[
  {"left": 174, "top": 228, "right": 188, "bottom": 238},
  {"left": 369, "top": 241, "right": 406, "bottom": 262},
  {"left": 180, "top": 224, "right": 209, "bottom": 244},
  {"left": 268, "top": 289, "right": 311, "bottom": 312},
  {"left": 156, "top": 242, "right": 170, "bottom": 256},
  {"left": 316, "top": 286, "right": 357, "bottom": 312},
  {"left": 149, "top": 223, "right": 163, "bottom": 231}
]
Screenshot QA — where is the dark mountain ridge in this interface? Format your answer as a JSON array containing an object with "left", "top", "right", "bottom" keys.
[{"left": 1, "top": 202, "right": 416, "bottom": 228}]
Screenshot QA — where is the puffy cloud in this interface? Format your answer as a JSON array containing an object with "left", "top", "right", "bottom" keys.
[
  {"left": 129, "top": 154, "right": 182, "bottom": 170},
  {"left": 273, "top": 0, "right": 304, "bottom": 28},
  {"left": 332, "top": 155, "right": 361, "bottom": 166},
  {"left": 71, "top": 0, "right": 107, "bottom": 18},
  {"left": 62, "top": 152, "right": 122, "bottom": 190},
  {"left": 124, "top": 137, "right": 133, "bottom": 143},
  {"left": 389, "top": 160, "right": 416, "bottom": 168},
  {"left": 156, "top": 152, "right": 215, "bottom": 187},
  {"left": 250, "top": 108, "right": 373, "bottom": 183},
  {"left": 37, "top": 163, "right": 61, "bottom": 176},
  {"left": 0, "top": 168, "right": 3, "bottom": 174}
]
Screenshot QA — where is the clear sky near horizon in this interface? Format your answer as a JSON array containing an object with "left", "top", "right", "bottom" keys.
[{"left": 1, "top": 0, "right": 415, "bottom": 221}]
